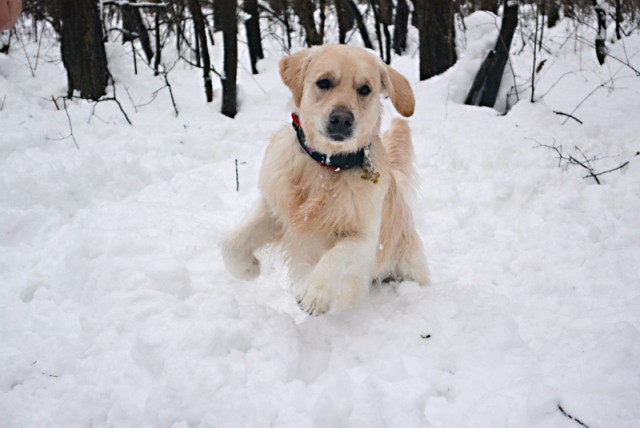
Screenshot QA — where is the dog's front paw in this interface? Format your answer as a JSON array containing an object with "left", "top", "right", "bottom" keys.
[
  {"left": 222, "top": 244, "right": 260, "bottom": 281},
  {"left": 297, "top": 283, "right": 332, "bottom": 316}
]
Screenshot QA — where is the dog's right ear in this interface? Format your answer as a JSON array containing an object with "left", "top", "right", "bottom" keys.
[{"left": 279, "top": 49, "right": 313, "bottom": 108}]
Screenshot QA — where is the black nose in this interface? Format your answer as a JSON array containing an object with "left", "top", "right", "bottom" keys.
[{"left": 327, "top": 109, "right": 354, "bottom": 141}]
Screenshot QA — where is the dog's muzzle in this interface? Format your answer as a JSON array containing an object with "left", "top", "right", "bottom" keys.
[{"left": 326, "top": 109, "right": 354, "bottom": 141}]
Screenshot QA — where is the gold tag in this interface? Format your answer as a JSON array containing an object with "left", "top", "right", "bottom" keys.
[
  {"left": 360, "top": 144, "right": 379, "bottom": 183},
  {"left": 361, "top": 168, "right": 380, "bottom": 184}
]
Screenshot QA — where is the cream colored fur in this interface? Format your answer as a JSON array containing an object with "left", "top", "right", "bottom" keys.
[{"left": 222, "top": 45, "right": 429, "bottom": 315}]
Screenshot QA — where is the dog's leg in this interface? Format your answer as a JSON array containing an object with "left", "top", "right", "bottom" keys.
[
  {"left": 298, "top": 230, "right": 378, "bottom": 316},
  {"left": 402, "top": 232, "right": 430, "bottom": 286},
  {"left": 222, "top": 198, "right": 283, "bottom": 280}
]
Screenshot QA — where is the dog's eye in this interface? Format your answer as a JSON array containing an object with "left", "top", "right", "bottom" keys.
[
  {"left": 358, "top": 85, "right": 371, "bottom": 96},
  {"left": 316, "top": 79, "right": 332, "bottom": 90}
]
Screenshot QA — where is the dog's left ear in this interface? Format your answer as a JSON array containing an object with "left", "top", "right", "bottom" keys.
[
  {"left": 380, "top": 64, "right": 415, "bottom": 117},
  {"left": 279, "top": 49, "right": 314, "bottom": 108}
]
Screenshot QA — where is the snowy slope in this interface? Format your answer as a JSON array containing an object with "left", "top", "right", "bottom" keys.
[{"left": 1, "top": 16, "right": 640, "bottom": 427}]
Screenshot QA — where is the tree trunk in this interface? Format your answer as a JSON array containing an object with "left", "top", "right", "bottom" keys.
[
  {"left": 244, "top": 0, "right": 263, "bottom": 74},
  {"left": 282, "top": 0, "right": 292, "bottom": 49},
  {"left": 319, "top": 0, "right": 327, "bottom": 42},
  {"left": 154, "top": 9, "right": 162, "bottom": 75},
  {"left": 292, "top": 0, "right": 322, "bottom": 46},
  {"left": 416, "top": 0, "right": 457, "bottom": 80},
  {"left": 188, "top": 0, "right": 213, "bottom": 102},
  {"left": 465, "top": 0, "right": 519, "bottom": 108},
  {"left": 538, "top": 0, "right": 546, "bottom": 51},
  {"left": 267, "top": 0, "right": 292, "bottom": 48},
  {"left": 122, "top": 0, "right": 154, "bottom": 63},
  {"left": 335, "top": 0, "right": 354, "bottom": 44},
  {"left": 371, "top": 0, "right": 385, "bottom": 61},
  {"left": 562, "top": 0, "right": 574, "bottom": 19},
  {"left": 594, "top": 0, "right": 607, "bottom": 64},
  {"left": 478, "top": 0, "right": 499, "bottom": 13},
  {"left": 379, "top": 0, "right": 392, "bottom": 64},
  {"left": 213, "top": 0, "right": 223, "bottom": 32},
  {"left": 344, "top": 0, "right": 373, "bottom": 49},
  {"left": 547, "top": 0, "right": 560, "bottom": 28},
  {"left": 615, "top": 0, "right": 622, "bottom": 40},
  {"left": 221, "top": 0, "right": 238, "bottom": 118},
  {"left": 393, "top": 0, "right": 409, "bottom": 55},
  {"left": 57, "top": 0, "right": 109, "bottom": 100}
]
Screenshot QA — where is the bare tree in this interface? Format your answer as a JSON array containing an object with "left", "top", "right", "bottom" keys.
[
  {"left": 335, "top": 0, "right": 354, "bottom": 44},
  {"left": 344, "top": 0, "right": 374, "bottom": 49},
  {"left": 547, "top": 0, "right": 560, "bottom": 28},
  {"left": 244, "top": 0, "right": 264, "bottom": 74},
  {"left": 479, "top": 0, "right": 499, "bottom": 12},
  {"left": 221, "top": 0, "right": 238, "bottom": 117},
  {"left": 265, "top": 0, "right": 293, "bottom": 49},
  {"left": 615, "top": 0, "right": 622, "bottom": 40},
  {"left": 393, "top": 0, "right": 409, "bottom": 55},
  {"left": 416, "top": 0, "right": 457, "bottom": 80},
  {"left": 292, "top": 0, "right": 323, "bottom": 46},
  {"left": 121, "top": 0, "right": 154, "bottom": 63},
  {"left": 188, "top": 0, "right": 213, "bottom": 102},
  {"left": 465, "top": 0, "right": 519, "bottom": 107},
  {"left": 370, "top": 0, "right": 392, "bottom": 64},
  {"left": 56, "top": 0, "right": 109, "bottom": 100},
  {"left": 594, "top": 0, "right": 607, "bottom": 64}
]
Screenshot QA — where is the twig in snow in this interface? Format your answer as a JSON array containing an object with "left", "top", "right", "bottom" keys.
[
  {"left": 57, "top": 97, "right": 80, "bottom": 150},
  {"left": 553, "top": 111, "right": 583, "bottom": 124},
  {"left": 535, "top": 140, "right": 632, "bottom": 185},
  {"left": 162, "top": 71, "right": 179, "bottom": 117},
  {"left": 63, "top": 98, "right": 79, "bottom": 149},
  {"left": 572, "top": 34, "right": 640, "bottom": 76},
  {"left": 32, "top": 20, "right": 46, "bottom": 72},
  {"left": 590, "top": 160, "right": 630, "bottom": 180},
  {"left": 31, "top": 360, "right": 60, "bottom": 379},
  {"left": 235, "top": 159, "right": 239, "bottom": 192},
  {"left": 132, "top": 70, "right": 179, "bottom": 116},
  {"left": 17, "top": 31, "right": 35, "bottom": 77},
  {"left": 178, "top": 54, "right": 223, "bottom": 79},
  {"left": 90, "top": 95, "right": 133, "bottom": 126},
  {"left": 561, "top": 79, "right": 609, "bottom": 126},
  {"left": 50, "top": 95, "right": 59, "bottom": 111},
  {"left": 558, "top": 404, "right": 591, "bottom": 428},
  {"left": 124, "top": 87, "right": 139, "bottom": 113},
  {"left": 88, "top": 76, "right": 133, "bottom": 126}
]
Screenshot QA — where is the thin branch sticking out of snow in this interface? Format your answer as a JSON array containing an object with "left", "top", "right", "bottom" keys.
[
  {"left": 558, "top": 404, "right": 591, "bottom": 428},
  {"left": 535, "top": 140, "right": 633, "bottom": 185}
]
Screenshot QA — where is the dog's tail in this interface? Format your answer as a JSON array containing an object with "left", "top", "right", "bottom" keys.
[{"left": 382, "top": 119, "right": 416, "bottom": 180}]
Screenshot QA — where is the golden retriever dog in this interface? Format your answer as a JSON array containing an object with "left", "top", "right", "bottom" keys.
[{"left": 222, "top": 45, "right": 429, "bottom": 315}]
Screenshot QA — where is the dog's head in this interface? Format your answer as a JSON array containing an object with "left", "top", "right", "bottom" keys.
[{"left": 279, "top": 45, "right": 414, "bottom": 154}]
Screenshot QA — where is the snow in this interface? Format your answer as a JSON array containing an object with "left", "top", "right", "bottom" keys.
[{"left": 2, "top": 15, "right": 640, "bottom": 427}]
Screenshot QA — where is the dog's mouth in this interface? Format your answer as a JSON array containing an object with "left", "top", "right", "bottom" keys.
[{"left": 326, "top": 131, "right": 351, "bottom": 142}]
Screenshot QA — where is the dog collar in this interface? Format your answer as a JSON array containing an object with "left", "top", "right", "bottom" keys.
[{"left": 291, "top": 113, "right": 365, "bottom": 171}]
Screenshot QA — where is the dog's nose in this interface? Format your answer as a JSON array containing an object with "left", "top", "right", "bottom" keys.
[{"left": 327, "top": 109, "right": 354, "bottom": 141}]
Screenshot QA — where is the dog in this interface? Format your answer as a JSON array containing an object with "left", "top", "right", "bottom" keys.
[{"left": 222, "top": 45, "right": 429, "bottom": 315}]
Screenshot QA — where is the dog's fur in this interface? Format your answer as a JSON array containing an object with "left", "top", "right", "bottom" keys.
[{"left": 222, "top": 45, "right": 429, "bottom": 315}]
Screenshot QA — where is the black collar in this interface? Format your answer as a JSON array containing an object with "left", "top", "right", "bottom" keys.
[{"left": 291, "top": 113, "right": 365, "bottom": 171}]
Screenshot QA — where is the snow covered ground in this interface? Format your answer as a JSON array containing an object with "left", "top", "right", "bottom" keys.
[{"left": 1, "top": 14, "right": 639, "bottom": 427}]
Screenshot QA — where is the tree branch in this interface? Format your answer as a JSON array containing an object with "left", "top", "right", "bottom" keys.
[{"left": 558, "top": 404, "right": 591, "bottom": 428}]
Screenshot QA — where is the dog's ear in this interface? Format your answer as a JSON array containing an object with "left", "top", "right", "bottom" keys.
[
  {"left": 279, "top": 49, "right": 313, "bottom": 108},
  {"left": 381, "top": 65, "right": 415, "bottom": 117}
]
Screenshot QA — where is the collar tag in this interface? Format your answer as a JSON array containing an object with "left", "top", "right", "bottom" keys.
[{"left": 360, "top": 146, "right": 380, "bottom": 183}]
